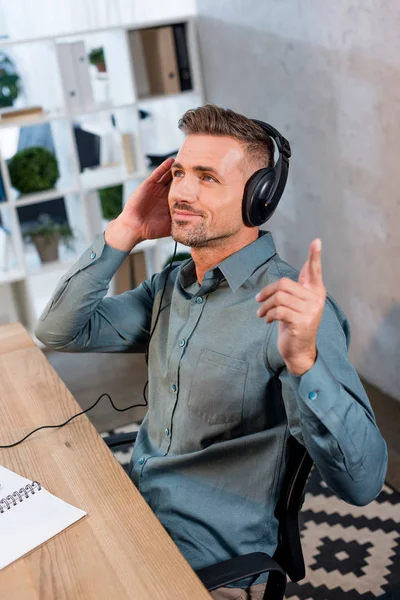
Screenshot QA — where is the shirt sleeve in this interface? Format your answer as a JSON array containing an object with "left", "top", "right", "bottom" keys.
[
  {"left": 34, "top": 233, "right": 155, "bottom": 353},
  {"left": 266, "top": 295, "right": 388, "bottom": 506}
]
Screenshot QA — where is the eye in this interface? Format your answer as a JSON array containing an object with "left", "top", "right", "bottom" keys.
[
  {"left": 202, "top": 174, "right": 217, "bottom": 182},
  {"left": 172, "top": 169, "right": 184, "bottom": 178}
]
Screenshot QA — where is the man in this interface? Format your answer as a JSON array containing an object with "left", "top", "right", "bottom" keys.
[{"left": 35, "top": 104, "right": 387, "bottom": 600}]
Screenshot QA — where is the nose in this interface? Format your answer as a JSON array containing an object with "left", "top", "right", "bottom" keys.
[{"left": 169, "top": 173, "right": 198, "bottom": 204}]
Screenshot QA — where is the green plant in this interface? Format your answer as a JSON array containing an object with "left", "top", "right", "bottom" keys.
[
  {"left": 22, "top": 213, "right": 74, "bottom": 249},
  {"left": 163, "top": 252, "right": 192, "bottom": 268},
  {"left": 89, "top": 47, "right": 105, "bottom": 66},
  {"left": 8, "top": 147, "right": 59, "bottom": 194},
  {"left": 0, "top": 51, "right": 21, "bottom": 108},
  {"left": 99, "top": 185, "right": 123, "bottom": 220}
]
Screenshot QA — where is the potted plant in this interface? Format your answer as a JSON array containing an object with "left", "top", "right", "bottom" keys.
[
  {"left": 22, "top": 213, "right": 74, "bottom": 264},
  {"left": 8, "top": 146, "right": 59, "bottom": 195},
  {"left": 99, "top": 184, "right": 123, "bottom": 221},
  {"left": 0, "top": 51, "right": 21, "bottom": 109},
  {"left": 89, "top": 47, "right": 107, "bottom": 73}
]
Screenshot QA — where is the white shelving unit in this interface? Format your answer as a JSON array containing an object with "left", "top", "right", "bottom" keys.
[{"left": 0, "top": 15, "right": 203, "bottom": 335}]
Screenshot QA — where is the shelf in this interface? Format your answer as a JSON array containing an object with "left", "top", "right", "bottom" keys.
[
  {"left": 0, "top": 103, "right": 139, "bottom": 130},
  {"left": 81, "top": 168, "right": 149, "bottom": 192},
  {"left": 130, "top": 239, "right": 157, "bottom": 254},
  {"left": 0, "top": 267, "right": 26, "bottom": 285},
  {"left": 69, "top": 102, "right": 137, "bottom": 120},
  {"left": 138, "top": 90, "right": 196, "bottom": 104},
  {"left": 26, "top": 257, "right": 76, "bottom": 277},
  {"left": 13, "top": 187, "right": 79, "bottom": 207},
  {"left": 0, "top": 14, "right": 202, "bottom": 333},
  {"left": 0, "top": 109, "right": 66, "bottom": 130},
  {"left": 0, "top": 16, "right": 195, "bottom": 48}
]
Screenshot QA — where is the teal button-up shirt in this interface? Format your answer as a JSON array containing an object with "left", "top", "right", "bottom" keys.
[{"left": 35, "top": 230, "right": 387, "bottom": 587}]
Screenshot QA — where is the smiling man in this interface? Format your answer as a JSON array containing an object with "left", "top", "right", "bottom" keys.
[{"left": 35, "top": 104, "right": 387, "bottom": 600}]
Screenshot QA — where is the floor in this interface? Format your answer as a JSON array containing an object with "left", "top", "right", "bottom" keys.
[{"left": 45, "top": 349, "right": 400, "bottom": 492}]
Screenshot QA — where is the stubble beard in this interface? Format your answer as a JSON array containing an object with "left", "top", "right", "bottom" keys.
[{"left": 171, "top": 219, "right": 240, "bottom": 248}]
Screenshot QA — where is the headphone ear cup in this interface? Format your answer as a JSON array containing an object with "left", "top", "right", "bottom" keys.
[{"left": 242, "top": 168, "right": 276, "bottom": 227}]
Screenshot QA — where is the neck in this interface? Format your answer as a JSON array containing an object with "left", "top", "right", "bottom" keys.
[{"left": 192, "top": 229, "right": 259, "bottom": 285}]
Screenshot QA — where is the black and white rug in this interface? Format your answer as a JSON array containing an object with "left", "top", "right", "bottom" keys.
[{"left": 101, "top": 425, "right": 400, "bottom": 599}]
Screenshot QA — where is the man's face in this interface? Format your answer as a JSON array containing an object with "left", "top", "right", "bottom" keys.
[{"left": 168, "top": 134, "right": 252, "bottom": 248}]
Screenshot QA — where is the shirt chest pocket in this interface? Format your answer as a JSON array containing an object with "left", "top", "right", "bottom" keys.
[{"left": 188, "top": 349, "right": 248, "bottom": 425}]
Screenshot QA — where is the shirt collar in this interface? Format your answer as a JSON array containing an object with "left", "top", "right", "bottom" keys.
[
  {"left": 217, "top": 230, "right": 276, "bottom": 292},
  {"left": 179, "top": 230, "right": 276, "bottom": 293}
]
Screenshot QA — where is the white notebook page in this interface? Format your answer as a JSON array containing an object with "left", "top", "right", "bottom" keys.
[{"left": 0, "top": 465, "right": 87, "bottom": 570}]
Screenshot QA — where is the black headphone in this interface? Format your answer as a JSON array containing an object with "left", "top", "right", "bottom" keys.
[{"left": 242, "top": 119, "right": 291, "bottom": 227}]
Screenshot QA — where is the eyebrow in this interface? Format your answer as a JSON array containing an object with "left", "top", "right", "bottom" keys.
[{"left": 172, "top": 162, "right": 221, "bottom": 177}]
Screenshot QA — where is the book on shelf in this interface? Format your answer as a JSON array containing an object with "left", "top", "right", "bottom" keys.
[
  {"left": 129, "top": 24, "right": 192, "bottom": 97},
  {"left": 128, "top": 30, "right": 151, "bottom": 98},
  {"left": 140, "top": 25, "right": 181, "bottom": 96},
  {"left": 172, "top": 24, "right": 193, "bottom": 92},
  {"left": 56, "top": 42, "right": 94, "bottom": 113},
  {"left": 121, "top": 133, "right": 136, "bottom": 174}
]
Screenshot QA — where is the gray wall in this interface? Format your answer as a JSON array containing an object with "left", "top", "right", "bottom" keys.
[{"left": 195, "top": 0, "right": 400, "bottom": 400}]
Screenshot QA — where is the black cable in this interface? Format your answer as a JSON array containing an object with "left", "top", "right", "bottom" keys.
[
  {"left": 0, "top": 393, "right": 146, "bottom": 449},
  {"left": 0, "top": 243, "right": 179, "bottom": 450},
  {"left": 142, "top": 241, "right": 178, "bottom": 402}
]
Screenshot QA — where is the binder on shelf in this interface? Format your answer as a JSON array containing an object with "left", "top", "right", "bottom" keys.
[
  {"left": 172, "top": 23, "right": 193, "bottom": 92},
  {"left": 72, "top": 42, "right": 95, "bottom": 112},
  {"left": 139, "top": 26, "right": 180, "bottom": 96},
  {"left": 56, "top": 42, "right": 94, "bottom": 113},
  {"left": 121, "top": 133, "right": 136, "bottom": 174},
  {"left": 128, "top": 30, "right": 150, "bottom": 98},
  {"left": 128, "top": 24, "right": 193, "bottom": 98}
]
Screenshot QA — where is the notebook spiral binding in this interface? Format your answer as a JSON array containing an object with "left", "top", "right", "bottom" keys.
[{"left": 0, "top": 481, "right": 42, "bottom": 514}]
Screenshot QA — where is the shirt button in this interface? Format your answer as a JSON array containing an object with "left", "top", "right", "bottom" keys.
[
  {"left": 179, "top": 339, "right": 185, "bottom": 347},
  {"left": 90, "top": 251, "right": 96, "bottom": 259},
  {"left": 196, "top": 296, "right": 203, "bottom": 304},
  {"left": 308, "top": 391, "right": 318, "bottom": 401},
  {"left": 138, "top": 457, "right": 145, "bottom": 465},
  {"left": 171, "top": 384, "right": 177, "bottom": 392},
  {"left": 164, "top": 428, "right": 170, "bottom": 436}
]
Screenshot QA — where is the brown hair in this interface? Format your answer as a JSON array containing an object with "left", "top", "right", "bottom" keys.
[{"left": 178, "top": 103, "right": 275, "bottom": 169}]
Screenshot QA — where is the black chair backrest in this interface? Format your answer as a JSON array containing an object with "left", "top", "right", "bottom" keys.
[{"left": 272, "top": 435, "right": 314, "bottom": 582}]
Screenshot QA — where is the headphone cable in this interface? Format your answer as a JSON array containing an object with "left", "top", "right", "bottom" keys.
[
  {"left": 0, "top": 393, "right": 144, "bottom": 449},
  {"left": 0, "top": 242, "right": 179, "bottom": 450}
]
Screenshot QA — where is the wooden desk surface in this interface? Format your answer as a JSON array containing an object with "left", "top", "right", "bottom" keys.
[
  {"left": 0, "top": 321, "right": 35, "bottom": 354},
  {"left": 0, "top": 324, "right": 211, "bottom": 600}
]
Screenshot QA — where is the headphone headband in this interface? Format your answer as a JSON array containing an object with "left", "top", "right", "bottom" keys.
[{"left": 251, "top": 119, "right": 291, "bottom": 160}]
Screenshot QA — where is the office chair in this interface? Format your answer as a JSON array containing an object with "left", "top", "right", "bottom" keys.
[{"left": 105, "top": 432, "right": 314, "bottom": 600}]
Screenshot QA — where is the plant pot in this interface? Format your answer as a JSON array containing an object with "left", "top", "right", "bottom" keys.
[
  {"left": 95, "top": 61, "right": 107, "bottom": 73},
  {"left": 32, "top": 234, "right": 59, "bottom": 263}
]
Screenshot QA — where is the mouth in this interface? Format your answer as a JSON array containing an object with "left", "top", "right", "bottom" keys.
[{"left": 173, "top": 211, "right": 203, "bottom": 220}]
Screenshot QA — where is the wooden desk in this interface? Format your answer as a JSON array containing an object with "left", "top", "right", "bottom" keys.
[
  {"left": 0, "top": 323, "right": 211, "bottom": 600},
  {"left": 0, "top": 321, "right": 35, "bottom": 354}
]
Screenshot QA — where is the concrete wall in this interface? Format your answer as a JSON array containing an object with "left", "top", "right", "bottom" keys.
[{"left": 196, "top": 0, "right": 400, "bottom": 400}]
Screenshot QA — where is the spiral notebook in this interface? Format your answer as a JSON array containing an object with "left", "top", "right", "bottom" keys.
[{"left": 0, "top": 465, "right": 87, "bottom": 570}]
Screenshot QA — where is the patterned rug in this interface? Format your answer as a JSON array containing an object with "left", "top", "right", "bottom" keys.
[{"left": 101, "top": 424, "right": 400, "bottom": 599}]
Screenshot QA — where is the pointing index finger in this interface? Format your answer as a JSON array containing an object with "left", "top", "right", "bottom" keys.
[{"left": 308, "top": 238, "right": 323, "bottom": 287}]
